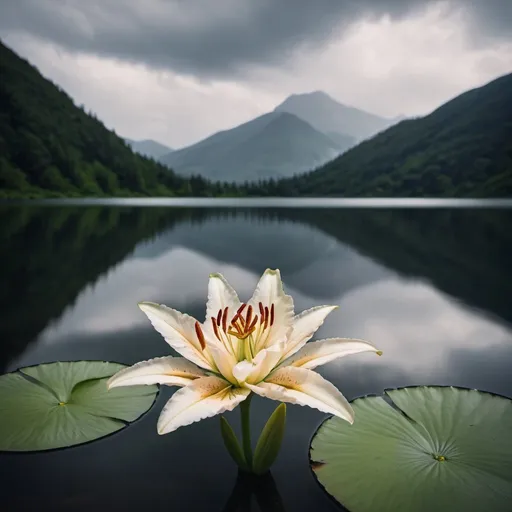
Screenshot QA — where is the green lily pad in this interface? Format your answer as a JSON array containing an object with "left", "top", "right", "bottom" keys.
[
  {"left": 0, "top": 361, "right": 158, "bottom": 452},
  {"left": 310, "top": 386, "right": 512, "bottom": 512}
]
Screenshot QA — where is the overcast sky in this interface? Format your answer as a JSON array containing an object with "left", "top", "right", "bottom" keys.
[{"left": 1, "top": 0, "right": 511, "bottom": 148}]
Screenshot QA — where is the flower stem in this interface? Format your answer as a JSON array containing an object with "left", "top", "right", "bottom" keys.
[{"left": 240, "top": 393, "right": 253, "bottom": 469}]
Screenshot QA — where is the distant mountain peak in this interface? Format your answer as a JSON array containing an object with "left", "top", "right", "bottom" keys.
[
  {"left": 289, "top": 71, "right": 512, "bottom": 197},
  {"left": 293, "top": 90, "right": 338, "bottom": 100},
  {"left": 289, "top": 90, "right": 329, "bottom": 97},
  {"left": 159, "top": 110, "right": 348, "bottom": 183},
  {"left": 279, "top": 90, "right": 340, "bottom": 106},
  {"left": 274, "top": 91, "right": 396, "bottom": 140}
]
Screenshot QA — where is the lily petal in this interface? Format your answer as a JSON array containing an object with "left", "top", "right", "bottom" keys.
[
  {"left": 281, "top": 338, "right": 379, "bottom": 370},
  {"left": 246, "top": 366, "right": 354, "bottom": 423},
  {"left": 138, "top": 302, "right": 214, "bottom": 371},
  {"left": 157, "top": 375, "right": 250, "bottom": 434},
  {"left": 107, "top": 356, "right": 206, "bottom": 389},
  {"left": 208, "top": 344, "right": 239, "bottom": 386},
  {"left": 281, "top": 305, "right": 338, "bottom": 360},
  {"left": 232, "top": 342, "right": 285, "bottom": 385},
  {"left": 248, "top": 269, "right": 294, "bottom": 349},
  {"left": 206, "top": 273, "right": 242, "bottom": 323}
]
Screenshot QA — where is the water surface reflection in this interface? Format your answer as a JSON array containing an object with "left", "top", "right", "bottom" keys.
[{"left": 1, "top": 205, "right": 511, "bottom": 511}]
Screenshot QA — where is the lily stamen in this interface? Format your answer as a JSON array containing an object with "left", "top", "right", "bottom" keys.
[
  {"left": 109, "top": 269, "right": 380, "bottom": 440},
  {"left": 213, "top": 315, "right": 238, "bottom": 357},
  {"left": 222, "top": 306, "right": 228, "bottom": 332},
  {"left": 245, "top": 305, "right": 253, "bottom": 329},
  {"left": 194, "top": 321, "right": 206, "bottom": 350},
  {"left": 248, "top": 315, "right": 258, "bottom": 331},
  {"left": 231, "top": 321, "right": 242, "bottom": 335},
  {"left": 211, "top": 317, "right": 221, "bottom": 341},
  {"left": 228, "top": 327, "right": 256, "bottom": 340},
  {"left": 227, "top": 314, "right": 258, "bottom": 340},
  {"left": 257, "top": 303, "right": 276, "bottom": 351}
]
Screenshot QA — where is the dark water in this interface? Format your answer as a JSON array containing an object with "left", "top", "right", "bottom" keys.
[{"left": 1, "top": 203, "right": 512, "bottom": 511}]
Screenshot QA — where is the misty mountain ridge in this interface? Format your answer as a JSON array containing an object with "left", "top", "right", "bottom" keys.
[
  {"left": 274, "top": 90, "right": 399, "bottom": 141},
  {"left": 124, "top": 138, "right": 173, "bottom": 159},
  {"left": 324, "top": 130, "right": 356, "bottom": 150},
  {"left": 159, "top": 111, "right": 346, "bottom": 183},
  {"left": 157, "top": 90, "right": 403, "bottom": 183},
  {"left": 2, "top": 37, "right": 509, "bottom": 198},
  {"left": 279, "top": 72, "right": 512, "bottom": 197}
]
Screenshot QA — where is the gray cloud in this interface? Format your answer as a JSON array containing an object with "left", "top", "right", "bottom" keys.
[
  {"left": 464, "top": 0, "right": 512, "bottom": 42},
  {"left": 1, "top": 0, "right": 509, "bottom": 79}
]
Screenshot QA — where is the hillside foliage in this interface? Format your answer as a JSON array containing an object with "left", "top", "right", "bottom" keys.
[
  {"left": 0, "top": 41, "right": 239, "bottom": 198},
  {"left": 257, "top": 73, "right": 512, "bottom": 197},
  {"left": 1, "top": 40, "right": 511, "bottom": 198}
]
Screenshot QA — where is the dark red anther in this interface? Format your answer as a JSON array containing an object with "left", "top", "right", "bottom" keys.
[
  {"left": 211, "top": 317, "right": 221, "bottom": 340},
  {"left": 264, "top": 306, "right": 269, "bottom": 329},
  {"left": 216, "top": 309, "right": 222, "bottom": 326},
  {"left": 245, "top": 305, "right": 253, "bottom": 328},
  {"left": 195, "top": 321, "right": 206, "bottom": 350},
  {"left": 222, "top": 307, "right": 228, "bottom": 332},
  {"left": 258, "top": 301, "right": 265, "bottom": 318},
  {"left": 270, "top": 304, "right": 275, "bottom": 327},
  {"left": 249, "top": 315, "right": 258, "bottom": 330}
]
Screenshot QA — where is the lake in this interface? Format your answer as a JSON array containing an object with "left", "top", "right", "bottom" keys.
[{"left": 1, "top": 200, "right": 512, "bottom": 511}]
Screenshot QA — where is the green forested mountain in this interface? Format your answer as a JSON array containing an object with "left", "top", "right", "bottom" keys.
[
  {"left": 0, "top": 41, "right": 237, "bottom": 198},
  {"left": 259, "top": 73, "right": 512, "bottom": 197},
  {"left": 1, "top": 38, "right": 511, "bottom": 198}
]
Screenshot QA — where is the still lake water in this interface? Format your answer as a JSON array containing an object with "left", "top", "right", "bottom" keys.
[{"left": 1, "top": 200, "right": 512, "bottom": 511}]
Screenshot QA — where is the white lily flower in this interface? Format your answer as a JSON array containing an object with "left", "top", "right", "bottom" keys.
[{"left": 108, "top": 269, "right": 380, "bottom": 435}]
